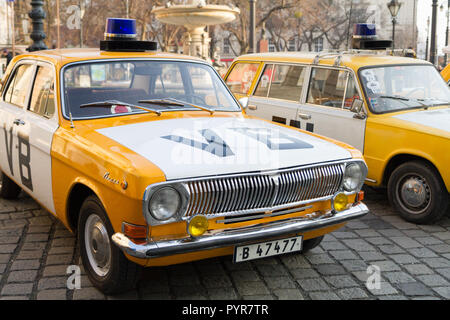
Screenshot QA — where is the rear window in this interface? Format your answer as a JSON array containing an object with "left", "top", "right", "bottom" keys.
[{"left": 225, "top": 62, "right": 259, "bottom": 95}]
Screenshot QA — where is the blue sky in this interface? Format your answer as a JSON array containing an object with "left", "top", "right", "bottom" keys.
[{"left": 417, "top": 0, "right": 448, "bottom": 55}]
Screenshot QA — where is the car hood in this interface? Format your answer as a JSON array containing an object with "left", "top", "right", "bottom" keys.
[
  {"left": 392, "top": 107, "right": 450, "bottom": 134},
  {"left": 97, "top": 117, "right": 352, "bottom": 180}
]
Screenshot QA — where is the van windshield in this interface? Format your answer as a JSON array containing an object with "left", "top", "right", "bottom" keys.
[
  {"left": 359, "top": 65, "right": 450, "bottom": 114},
  {"left": 62, "top": 60, "right": 241, "bottom": 119}
]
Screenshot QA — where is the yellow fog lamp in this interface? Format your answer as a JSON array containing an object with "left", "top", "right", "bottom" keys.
[
  {"left": 188, "top": 215, "right": 209, "bottom": 238},
  {"left": 333, "top": 193, "right": 349, "bottom": 212}
]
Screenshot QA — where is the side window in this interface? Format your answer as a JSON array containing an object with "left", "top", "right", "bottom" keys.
[
  {"left": 4, "top": 64, "right": 35, "bottom": 108},
  {"left": 254, "top": 64, "right": 274, "bottom": 97},
  {"left": 267, "top": 64, "right": 306, "bottom": 102},
  {"left": 29, "top": 65, "right": 56, "bottom": 118},
  {"left": 225, "top": 62, "right": 259, "bottom": 95},
  {"left": 307, "top": 68, "right": 347, "bottom": 108},
  {"left": 344, "top": 74, "right": 362, "bottom": 110}
]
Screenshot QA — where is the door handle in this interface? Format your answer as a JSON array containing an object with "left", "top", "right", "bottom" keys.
[
  {"left": 298, "top": 113, "right": 312, "bottom": 120},
  {"left": 13, "top": 119, "right": 25, "bottom": 126},
  {"left": 248, "top": 105, "right": 257, "bottom": 111}
]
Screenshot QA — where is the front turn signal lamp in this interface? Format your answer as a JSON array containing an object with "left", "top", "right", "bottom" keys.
[
  {"left": 333, "top": 193, "right": 349, "bottom": 212},
  {"left": 188, "top": 215, "right": 209, "bottom": 238}
]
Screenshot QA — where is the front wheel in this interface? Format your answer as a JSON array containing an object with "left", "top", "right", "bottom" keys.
[
  {"left": 387, "top": 161, "right": 449, "bottom": 224},
  {"left": 0, "top": 172, "right": 21, "bottom": 199},
  {"left": 301, "top": 236, "right": 324, "bottom": 253},
  {"left": 78, "top": 196, "right": 142, "bottom": 294}
]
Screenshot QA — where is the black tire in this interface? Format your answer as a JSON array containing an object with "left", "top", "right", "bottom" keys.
[
  {"left": 301, "top": 236, "right": 324, "bottom": 253},
  {"left": 78, "top": 195, "right": 142, "bottom": 294},
  {"left": 387, "top": 161, "right": 449, "bottom": 224},
  {"left": 0, "top": 172, "right": 21, "bottom": 199}
]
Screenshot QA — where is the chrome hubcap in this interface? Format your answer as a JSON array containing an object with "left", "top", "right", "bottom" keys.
[
  {"left": 85, "top": 215, "right": 111, "bottom": 277},
  {"left": 397, "top": 174, "right": 431, "bottom": 215}
]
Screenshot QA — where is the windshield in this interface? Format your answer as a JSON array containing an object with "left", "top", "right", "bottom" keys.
[
  {"left": 359, "top": 65, "right": 450, "bottom": 114},
  {"left": 62, "top": 60, "right": 241, "bottom": 119}
]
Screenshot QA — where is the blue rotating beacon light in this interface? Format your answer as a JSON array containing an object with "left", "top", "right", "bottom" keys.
[
  {"left": 352, "top": 23, "right": 392, "bottom": 50},
  {"left": 100, "top": 18, "right": 157, "bottom": 52}
]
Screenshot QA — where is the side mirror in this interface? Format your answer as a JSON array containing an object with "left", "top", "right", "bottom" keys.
[
  {"left": 350, "top": 98, "right": 364, "bottom": 113},
  {"left": 238, "top": 97, "right": 249, "bottom": 110}
]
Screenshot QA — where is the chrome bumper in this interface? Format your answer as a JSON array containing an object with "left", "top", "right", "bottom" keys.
[{"left": 112, "top": 203, "right": 369, "bottom": 259}]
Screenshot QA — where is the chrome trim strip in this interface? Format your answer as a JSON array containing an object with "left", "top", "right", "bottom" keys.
[
  {"left": 215, "top": 205, "right": 313, "bottom": 224},
  {"left": 113, "top": 203, "right": 369, "bottom": 259}
]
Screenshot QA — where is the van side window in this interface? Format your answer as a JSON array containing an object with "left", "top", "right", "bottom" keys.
[
  {"left": 307, "top": 68, "right": 347, "bottom": 108},
  {"left": 226, "top": 63, "right": 259, "bottom": 95},
  {"left": 268, "top": 65, "right": 306, "bottom": 102},
  {"left": 253, "top": 64, "right": 274, "bottom": 97},
  {"left": 29, "top": 65, "right": 56, "bottom": 118},
  {"left": 4, "top": 64, "right": 35, "bottom": 108}
]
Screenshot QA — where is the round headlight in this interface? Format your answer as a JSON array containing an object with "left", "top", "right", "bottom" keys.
[
  {"left": 343, "top": 163, "right": 363, "bottom": 192},
  {"left": 149, "top": 187, "right": 181, "bottom": 221}
]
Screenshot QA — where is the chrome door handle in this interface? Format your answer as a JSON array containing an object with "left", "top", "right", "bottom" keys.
[
  {"left": 248, "top": 105, "right": 257, "bottom": 111},
  {"left": 298, "top": 113, "right": 311, "bottom": 120},
  {"left": 13, "top": 119, "right": 25, "bottom": 126}
]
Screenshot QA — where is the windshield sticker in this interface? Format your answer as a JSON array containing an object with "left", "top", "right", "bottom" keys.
[{"left": 361, "top": 70, "right": 381, "bottom": 94}]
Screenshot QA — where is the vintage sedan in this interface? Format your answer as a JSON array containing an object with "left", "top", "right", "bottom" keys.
[
  {"left": 0, "top": 21, "right": 369, "bottom": 294},
  {"left": 225, "top": 52, "right": 450, "bottom": 224}
]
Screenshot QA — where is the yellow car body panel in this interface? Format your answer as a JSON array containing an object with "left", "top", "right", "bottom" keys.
[{"left": 442, "top": 64, "right": 450, "bottom": 83}]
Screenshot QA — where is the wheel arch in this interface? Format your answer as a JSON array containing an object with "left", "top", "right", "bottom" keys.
[
  {"left": 382, "top": 153, "right": 444, "bottom": 186},
  {"left": 66, "top": 182, "right": 98, "bottom": 233}
]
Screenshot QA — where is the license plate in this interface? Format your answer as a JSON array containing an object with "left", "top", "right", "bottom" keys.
[{"left": 234, "top": 236, "right": 303, "bottom": 263}]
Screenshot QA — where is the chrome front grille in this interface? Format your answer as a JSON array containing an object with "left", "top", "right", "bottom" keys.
[{"left": 184, "top": 163, "right": 345, "bottom": 217}]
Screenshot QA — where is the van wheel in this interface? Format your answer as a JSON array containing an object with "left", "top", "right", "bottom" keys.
[
  {"left": 301, "top": 236, "right": 324, "bottom": 253},
  {"left": 78, "top": 195, "right": 142, "bottom": 294},
  {"left": 0, "top": 172, "right": 21, "bottom": 199},
  {"left": 388, "top": 161, "right": 449, "bottom": 224}
]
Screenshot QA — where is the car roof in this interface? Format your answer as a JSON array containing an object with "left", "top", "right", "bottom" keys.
[
  {"left": 234, "top": 51, "right": 430, "bottom": 70},
  {"left": 10, "top": 48, "right": 206, "bottom": 68}
]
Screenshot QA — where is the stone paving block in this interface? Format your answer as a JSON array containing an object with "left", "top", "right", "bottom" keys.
[
  {"left": 0, "top": 296, "right": 29, "bottom": 300},
  {"left": 378, "top": 229, "right": 404, "bottom": 238},
  {"left": 10, "top": 260, "right": 40, "bottom": 271},
  {"left": 7, "top": 270, "right": 38, "bottom": 283},
  {"left": 409, "top": 248, "right": 439, "bottom": 258},
  {"left": 358, "top": 251, "right": 387, "bottom": 262},
  {"left": 383, "top": 271, "right": 416, "bottom": 284},
  {"left": 45, "top": 254, "right": 74, "bottom": 266},
  {"left": 332, "top": 232, "right": 358, "bottom": 239},
  {"left": 433, "top": 287, "right": 450, "bottom": 299},
  {"left": 21, "top": 242, "right": 46, "bottom": 251},
  {"left": 73, "top": 287, "right": 106, "bottom": 300},
  {"left": 423, "top": 258, "right": 450, "bottom": 269},
  {"left": 417, "top": 274, "right": 450, "bottom": 287},
  {"left": 280, "top": 254, "right": 311, "bottom": 269},
  {"left": 0, "top": 264, "right": 6, "bottom": 273},
  {"left": 398, "top": 282, "right": 433, "bottom": 296},
  {"left": 354, "top": 229, "right": 381, "bottom": 238},
  {"left": 48, "top": 246, "right": 74, "bottom": 255},
  {"left": 329, "top": 250, "right": 359, "bottom": 261},
  {"left": 342, "top": 239, "right": 376, "bottom": 252},
  {"left": 367, "top": 282, "right": 398, "bottom": 296},
  {"left": 415, "top": 237, "right": 444, "bottom": 246},
  {"left": 37, "top": 289, "right": 67, "bottom": 300},
  {"left": 27, "top": 225, "right": 52, "bottom": 234},
  {"left": 290, "top": 268, "right": 320, "bottom": 280},
  {"left": 0, "top": 236, "right": 20, "bottom": 244},
  {"left": 230, "top": 270, "right": 260, "bottom": 282},
  {"left": 308, "top": 291, "right": 340, "bottom": 300},
  {"left": 365, "top": 237, "right": 393, "bottom": 246},
  {"left": 207, "top": 288, "right": 238, "bottom": 300},
  {"left": 435, "top": 268, "right": 450, "bottom": 280},
  {"left": 242, "top": 295, "right": 274, "bottom": 300},
  {"left": 264, "top": 276, "right": 296, "bottom": 290},
  {"left": 378, "top": 244, "right": 406, "bottom": 255},
  {"left": 28, "top": 216, "right": 53, "bottom": 226},
  {"left": 320, "top": 241, "right": 347, "bottom": 251},
  {"left": 0, "top": 244, "right": 17, "bottom": 254},
  {"left": 315, "top": 264, "right": 347, "bottom": 276},
  {"left": 38, "top": 277, "right": 67, "bottom": 290},
  {"left": 16, "top": 250, "right": 44, "bottom": 260},
  {"left": 404, "top": 264, "right": 434, "bottom": 276},
  {"left": 370, "top": 260, "right": 401, "bottom": 272},
  {"left": 428, "top": 244, "right": 450, "bottom": 254},
  {"left": 51, "top": 238, "right": 76, "bottom": 247},
  {"left": 273, "top": 289, "right": 304, "bottom": 300},
  {"left": 255, "top": 264, "right": 288, "bottom": 277},
  {"left": 43, "top": 265, "right": 69, "bottom": 277},
  {"left": 305, "top": 253, "right": 334, "bottom": 265},
  {"left": 297, "top": 278, "right": 330, "bottom": 291},
  {"left": 337, "top": 287, "right": 369, "bottom": 299},
  {"left": 169, "top": 273, "right": 201, "bottom": 286},
  {"left": 24, "top": 234, "right": 49, "bottom": 242},
  {"left": 235, "top": 281, "right": 270, "bottom": 296},
  {"left": 0, "top": 254, "right": 11, "bottom": 263},
  {"left": 324, "top": 275, "right": 359, "bottom": 289},
  {"left": 340, "top": 260, "right": 368, "bottom": 272},
  {"left": 389, "top": 254, "right": 419, "bottom": 265},
  {"left": 389, "top": 237, "right": 423, "bottom": 249},
  {"left": 1, "top": 283, "right": 33, "bottom": 295}
]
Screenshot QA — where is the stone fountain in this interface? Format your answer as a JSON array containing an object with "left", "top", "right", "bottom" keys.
[{"left": 152, "top": 0, "right": 240, "bottom": 61}]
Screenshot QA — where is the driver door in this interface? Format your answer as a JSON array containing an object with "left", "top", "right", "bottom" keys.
[{"left": 297, "top": 67, "right": 367, "bottom": 152}]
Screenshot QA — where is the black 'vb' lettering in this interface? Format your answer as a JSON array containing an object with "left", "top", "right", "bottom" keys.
[
  {"left": 3, "top": 126, "right": 14, "bottom": 175},
  {"left": 18, "top": 135, "right": 33, "bottom": 191}
]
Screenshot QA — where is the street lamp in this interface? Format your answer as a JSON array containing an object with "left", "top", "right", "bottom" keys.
[
  {"left": 430, "top": 0, "right": 438, "bottom": 65},
  {"left": 28, "top": 0, "right": 48, "bottom": 52},
  {"left": 249, "top": 0, "right": 257, "bottom": 54},
  {"left": 387, "top": 0, "right": 402, "bottom": 50},
  {"left": 426, "top": 16, "right": 431, "bottom": 61}
]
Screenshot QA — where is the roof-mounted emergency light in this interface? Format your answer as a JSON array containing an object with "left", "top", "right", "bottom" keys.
[
  {"left": 100, "top": 18, "right": 157, "bottom": 52},
  {"left": 352, "top": 23, "right": 392, "bottom": 50}
]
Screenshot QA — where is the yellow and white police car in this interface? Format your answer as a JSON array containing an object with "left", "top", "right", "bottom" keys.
[{"left": 0, "top": 19, "right": 369, "bottom": 294}]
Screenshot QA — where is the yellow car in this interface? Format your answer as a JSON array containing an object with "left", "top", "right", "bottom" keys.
[
  {"left": 442, "top": 64, "right": 450, "bottom": 85},
  {"left": 225, "top": 52, "right": 450, "bottom": 224},
  {"left": 0, "top": 19, "right": 368, "bottom": 294}
]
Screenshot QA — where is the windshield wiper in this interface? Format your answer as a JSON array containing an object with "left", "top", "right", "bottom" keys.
[
  {"left": 379, "top": 95, "right": 429, "bottom": 109},
  {"left": 139, "top": 98, "right": 214, "bottom": 115},
  {"left": 80, "top": 100, "right": 162, "bottom": 116}
]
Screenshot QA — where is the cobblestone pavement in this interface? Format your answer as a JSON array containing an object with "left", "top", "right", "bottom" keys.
[{"left": 0, "top": 187, "right": 449, "bottom": 300}]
